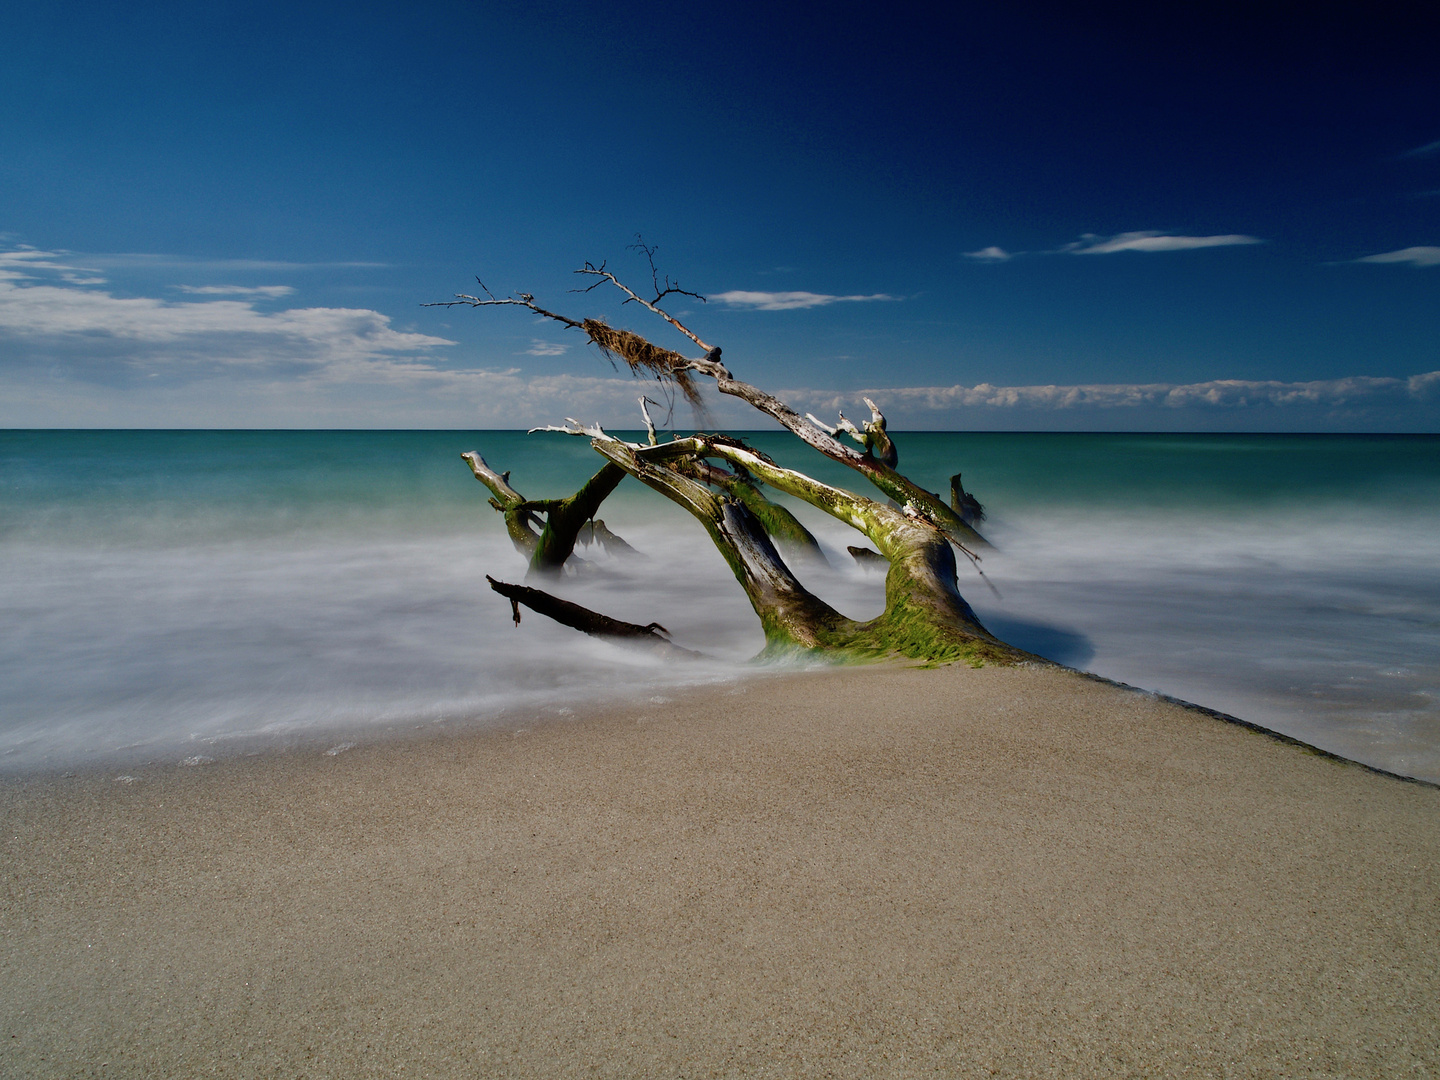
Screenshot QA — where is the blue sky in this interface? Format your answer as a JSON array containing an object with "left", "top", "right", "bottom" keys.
[{"left": 2, "top": 1, "right": 1437, "bottom": 430}]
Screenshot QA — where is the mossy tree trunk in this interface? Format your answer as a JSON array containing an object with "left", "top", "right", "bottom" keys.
[
  {"left": 439, "top": 253, "right": 1024, "bottom": 666},
  {"left": 463, "top": 451, "right": 627, "bottom": 578}
]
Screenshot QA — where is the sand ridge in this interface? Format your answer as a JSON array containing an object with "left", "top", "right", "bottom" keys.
[{"left": 3, "top": 663, "right": 1438, "bottom": 1077}]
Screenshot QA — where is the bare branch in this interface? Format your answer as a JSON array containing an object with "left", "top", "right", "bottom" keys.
[
  {"left": 638, "top": 396, "right": 659, "bottom": 447},
  {"left": 528, "top": 418, "right": 614, "bottom": 440},
  {"left": 574, "top": 264, "right": 713, "bottom": 353},
  {"left": 422, "top": 291, "right": 584, "bottom": 331},
  {"left": 804, "top": 413, "right": 839, "bottom": 436},
  {"left": 628, "top": 235, "right": 708, "bottom": 306}
]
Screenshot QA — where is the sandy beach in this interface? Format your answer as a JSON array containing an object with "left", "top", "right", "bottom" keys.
[{"left": 2, "top": 662, "right": 1437, "bottom": 1077}]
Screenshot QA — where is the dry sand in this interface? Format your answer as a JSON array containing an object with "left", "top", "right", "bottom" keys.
[{"left": 2, "top": 663, "right": 1437, "bottom": 1078}]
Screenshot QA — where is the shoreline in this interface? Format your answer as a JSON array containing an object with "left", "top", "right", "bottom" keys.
[
  {"left": 6, "top": 658, "right": 1434, "bottom": 791},
  {"left": 4, "top": 662, "right": 1438, "bottom": 1076}
]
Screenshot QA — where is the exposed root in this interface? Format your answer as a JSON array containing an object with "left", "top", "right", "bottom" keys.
[
  {"left": 847, "top": 545, "right": 888, "bottom": 569},
  {"left": 582, "top": 318, "right": 703, "bottom": 409},
  {"left": 578, "top": 519, "right": 641, "bottom": 557}
]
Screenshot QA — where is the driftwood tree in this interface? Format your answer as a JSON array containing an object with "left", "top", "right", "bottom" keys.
[{"left": 433, "top": 250, "right": 1026, "bottom": 666}]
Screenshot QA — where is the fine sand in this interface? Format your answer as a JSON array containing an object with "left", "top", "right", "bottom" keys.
[{"left": 2, "top": 663, "right": 1437, "bottom": 1078}]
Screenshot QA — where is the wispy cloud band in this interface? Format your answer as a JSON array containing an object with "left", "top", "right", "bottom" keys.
[
  {"left": 1062, "top": 231, "right": 1264, "bottom": 254},
  {"left": 964, "top": 231, "right": 1264, "bottom": 263},
  {"left": 1355, "top": 246, "right": 1440, "bottom": 267},
  {"left": 175, "top": 285, "right": 295, "bottom": 297},
  {"left": 710, "top": 290, "right": 898, "bottom": 311},
  {"left": 795, "top": 371, "right": 1440, "bottom": 415},
  {"left": 0, "top": 248, "right": 453, "bottom": 379}
]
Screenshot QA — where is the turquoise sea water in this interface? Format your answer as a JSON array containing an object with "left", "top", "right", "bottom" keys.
[{"left": 3, "top": 430, "right": 1438, "bottom": 780}]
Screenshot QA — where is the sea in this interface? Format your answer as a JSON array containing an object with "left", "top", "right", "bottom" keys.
[{"left": 3, "top": 430, "right": 1438, "bottom": 782}]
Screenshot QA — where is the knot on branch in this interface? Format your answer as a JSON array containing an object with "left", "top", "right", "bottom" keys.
[{"left": 582, "top": 319, "right": 703, "bottom": 409}]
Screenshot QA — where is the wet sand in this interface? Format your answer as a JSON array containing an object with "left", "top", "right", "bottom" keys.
[{"left": 2, "top": 663, "right": 1437, "bottom": 1078}]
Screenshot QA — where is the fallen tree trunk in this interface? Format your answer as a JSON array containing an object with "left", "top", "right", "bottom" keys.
[{"left": 435, "top": 250, "right": 1026, "bottom": 667}]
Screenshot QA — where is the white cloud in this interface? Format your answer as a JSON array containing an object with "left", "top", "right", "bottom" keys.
[
  {"left": 964, "top": 246, "right": 1013, "bottom": 262},
  {"left": 0, "top": 247, "right": 712, "bottom": 427},
  {"left": 1355, "top": 246, "right": 1440, "bottom": 268},
  {"left": 524, "top": 339, "right": 568, "bottom": 356},
  {"left": 1402, "top": 138, "right": 1440, "bottom": 157},
  {"left": 4, "top": 248, "right": 1435, "bottom": 430},
  {"left": 0, "top": 247, "right": 107, "bottom": 283},
  {"left": 791, "top": 371, "right": 1440, "bottom": 416},
  {"left": 710, "top": 290, "right": 898, "bottom": 311},
  {"left": 83, "top": 253, "right": 389, "bottom": 271},
  {"left": 176, "top": 285, "right": 296, "bottom": 297},
  {"left": 0, "top": 249, "right": 453, "bottom": 383},
  {"left": 1064, "top": 231, "right": 1264, "bottom": 254}
]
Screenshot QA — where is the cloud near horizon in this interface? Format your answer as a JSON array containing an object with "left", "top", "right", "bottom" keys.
[
  {"left": 1355, "top": 246, "right": 1440, "bottom": 267},
  {"left": 0, "top": 248, "right": 454, "bottom": 385},
  {"left": 794, "top": 371, "right": 1440, "bottom": 416},
  {"left": 710, "top": 290, "right": 898, "bottom": 311},
  {"left": 3, "top": 247, "right": 1436, "bottom": 430}
]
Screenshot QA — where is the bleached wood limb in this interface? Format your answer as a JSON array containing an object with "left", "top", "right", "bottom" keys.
[
  {"left": 678, "top": 352, "right": 985, "bottom": 547},
  {"left": 528, "top": 418, "right": 603, "bottom": 438},
  {"left": 528, "top": 420, "right": 656, "bottom": 455},
  {"left": 804, "top": 413, "right": 839, "bottom": 436},
  {"left": 804, "top": 401, "right": 895, "bottom": 465},
  {"left": 804, "top": 411, "right": 867, "bottom": 446},
  {"left": 462, "top": 450, "right": 524, "bottom": 504},
  {"left": 639, "top": 396, "right": 659, "bottom": 446},
  {"left": 463, "top": 450, "right": 540, "bottom": 555},
  {"left": 859, "top": 397, "right": 898, "bottom": 468}
]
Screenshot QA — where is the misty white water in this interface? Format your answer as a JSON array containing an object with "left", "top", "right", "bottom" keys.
[{"left": 2, "top": 430, "right": 1437, "bottom": 780}]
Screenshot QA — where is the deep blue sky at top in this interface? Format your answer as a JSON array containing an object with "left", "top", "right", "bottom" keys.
[{"left": 1, "top": 0, "right": 1438, "bottom": 429}]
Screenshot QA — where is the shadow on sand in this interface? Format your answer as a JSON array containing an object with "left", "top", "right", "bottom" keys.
[{"left": 982, "top": 617, "right": 1096, "bottom": 668}]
